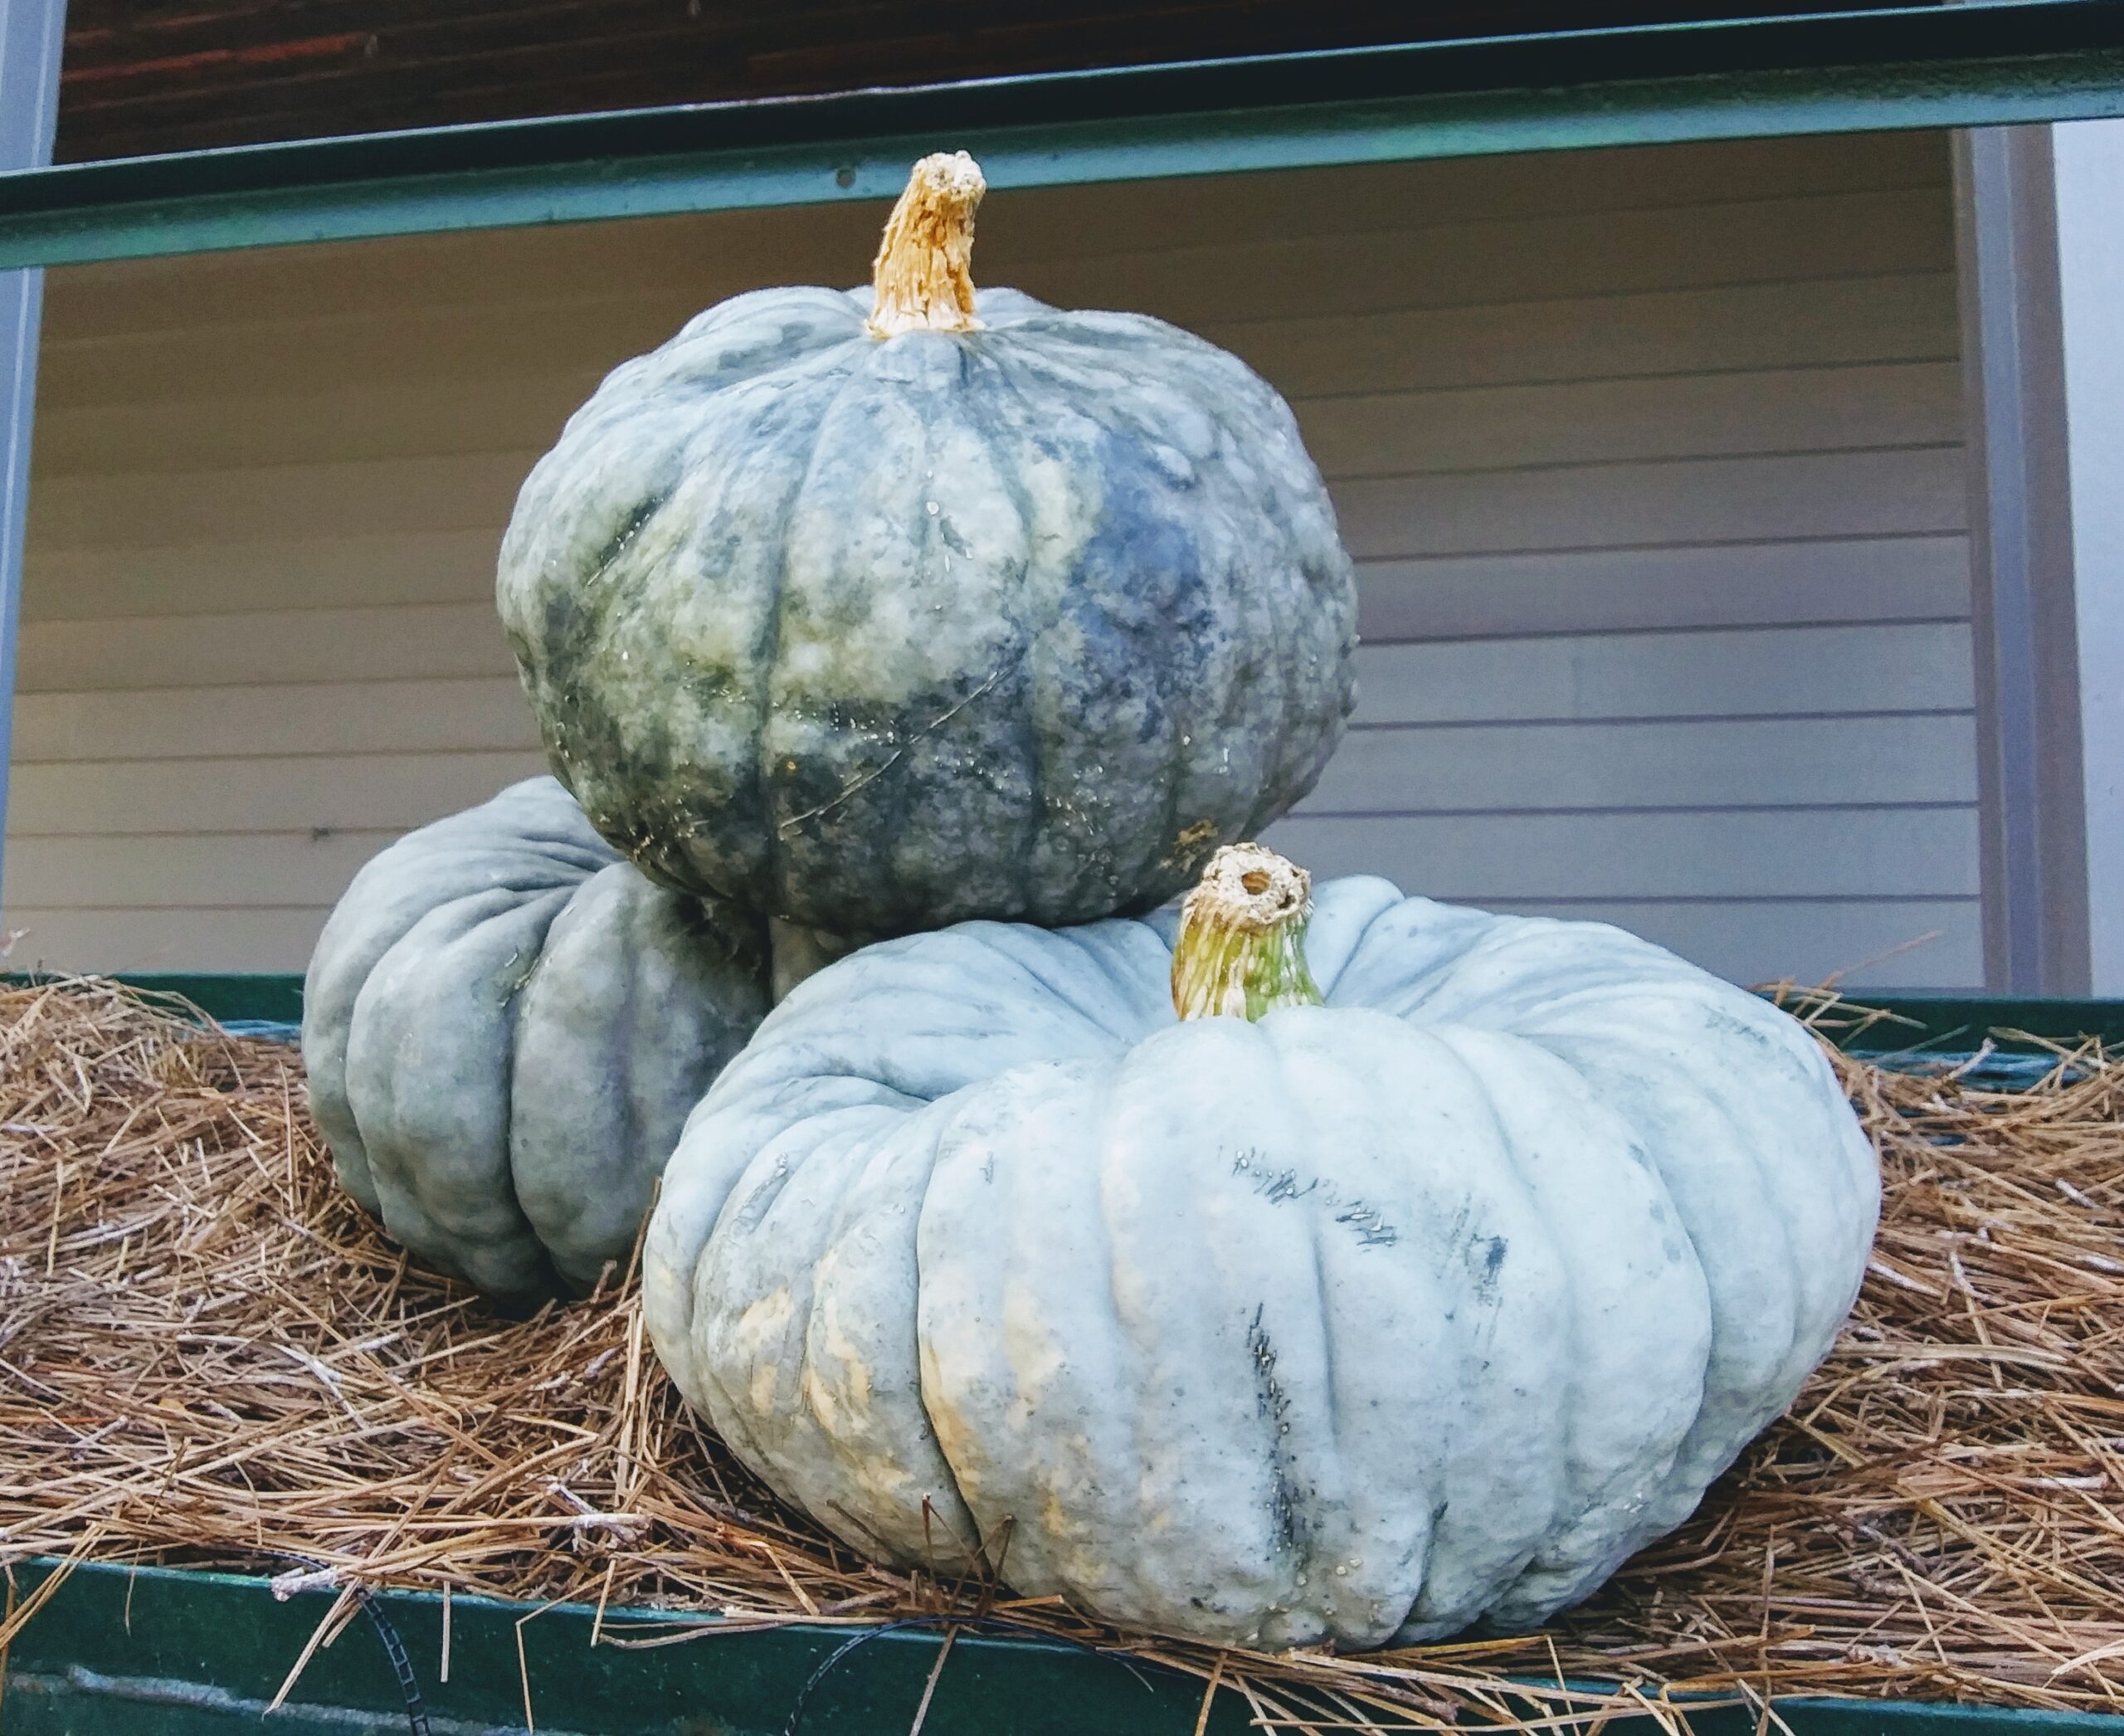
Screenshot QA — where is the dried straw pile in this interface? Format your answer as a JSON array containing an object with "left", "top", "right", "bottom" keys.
[{"left": 1, "top": 978, "right": 2120, "bottom": 1733}]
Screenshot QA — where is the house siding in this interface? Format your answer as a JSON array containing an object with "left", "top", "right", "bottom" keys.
[{"left": 5, "top": 129, "right": 1980, "bottom": 987}]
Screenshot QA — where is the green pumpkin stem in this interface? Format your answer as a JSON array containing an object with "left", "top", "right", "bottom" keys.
[
  {"left": 1171, "top": 843, "right": 1324, "bottom": 1022},
  {"left": 866, "top": 152, "right": 986, "bottom": 340}
]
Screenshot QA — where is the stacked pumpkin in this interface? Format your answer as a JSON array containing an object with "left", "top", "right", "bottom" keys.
[{"left": 305, "top": 154, "right": 1878, "bottom": 1650}]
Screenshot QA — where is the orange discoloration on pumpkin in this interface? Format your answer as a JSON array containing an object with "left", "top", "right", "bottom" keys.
[
  {"left": 1001, "top": 1280, "right": 1064, "bottom": 1428},
  {"left": 735, "top": 1287, "right": 795, "bottom": 1417},
  {"left": 804, "top": 1285, "right": 875, "bottom": 1436},
  {"left": 919, "top": 1339, "right": 991, "bottom": 1511}
]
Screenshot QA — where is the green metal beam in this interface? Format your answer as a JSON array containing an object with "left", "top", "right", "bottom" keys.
[
  {"left": 2, "top": 3, "right": 2124, "bottom": 268},
  {"left": 2, "top": 969, "right": 306, "bottom": 1026},
  {"left": 12, "top": 1557, "right": 2124, "bottom": 1736},
  {"left": 12, "top": 971, "right": 2123, "bottom": 1057}
]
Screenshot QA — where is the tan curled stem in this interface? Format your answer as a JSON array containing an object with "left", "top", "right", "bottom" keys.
[{"left": 865, "top": 151, "right": 986, "bottom": 339}]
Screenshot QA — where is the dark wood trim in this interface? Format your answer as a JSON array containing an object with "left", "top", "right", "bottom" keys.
[{"left": 51, "top": 0, "right": 1936, "bottom": 162}]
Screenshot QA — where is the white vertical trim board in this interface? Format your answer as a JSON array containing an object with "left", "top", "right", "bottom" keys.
[
  {"left": 0, "top": 0, "right": 66, "bottom": 931},
  {"left": 7, "top": 130, "right": 1982, "bottom": 988},
  {"left": 2051, "top": 119, "right": 2124, "bottom": 996},
  {"left": 1952, "top": 125, "right": 2089, "bottom": 994},
  {"left": 1956, "top": 117, "right": 2124, "bottom": 996}
]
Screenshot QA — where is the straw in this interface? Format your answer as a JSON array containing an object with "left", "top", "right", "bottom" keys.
[{"left": 1, "top": 976, "right": 2119, "bottom": 1733}]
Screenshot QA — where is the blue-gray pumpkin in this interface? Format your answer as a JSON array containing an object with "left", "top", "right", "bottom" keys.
[
  {"left": 642, "top": 846, "right": 1878, "bottom": 1650},
  {"left": 495, "top": 152, "right": 1358, "bottom": 938},
  {"left": 304, "top": 778, "right": 770, "bottom": 1300}
]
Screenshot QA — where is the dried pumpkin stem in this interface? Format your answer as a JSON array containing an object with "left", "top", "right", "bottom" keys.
[
  {"left": 865, "top": 151, "right": 986, "bottom": 339},
  {"left": 1171, "top": 843, "right": 1324, "bottom": 1022}
]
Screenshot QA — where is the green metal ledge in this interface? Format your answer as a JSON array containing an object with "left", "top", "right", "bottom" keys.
[
  {"left": 1818, "top": 995, "right": 2124, "bottom": 1056},
  {"left": 9, "top": 973, "right": 2122, "bottom": 1058},
  {"left": 4, "top": 1558, "right": 2122, "bottom": 1736},
  {"left": 2, "top": 969, "right": 304, "bottom": 1026},
  {"left": 4, "top": 2, "right": 2124, "bottom": 268}
]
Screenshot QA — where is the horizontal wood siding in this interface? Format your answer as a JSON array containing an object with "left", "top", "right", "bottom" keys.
[{"left": 6, "top": 130, "right": 1982, "bottom": 988}]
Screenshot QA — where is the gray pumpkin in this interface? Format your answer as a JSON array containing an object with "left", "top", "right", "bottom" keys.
[
  {"left": 304, "top": 777, "right": 770, "bottom": 1300},
  {"left": 642, "top": 849, "right": 1878, "bottom": 1650},
  {"left": 495, "top": 152, "right": 1358, "bottom": 938}
]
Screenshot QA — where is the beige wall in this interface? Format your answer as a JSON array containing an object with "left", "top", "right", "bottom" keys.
[{"left": 7, "top": 130, "right": 1980, "bottom": 987}]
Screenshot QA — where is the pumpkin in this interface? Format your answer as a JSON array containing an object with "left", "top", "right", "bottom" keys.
[
  {"left": 304, "top": 777, "right": 770, "bottom": 1300},
  {"left": 495, "top": 152, "right": 1358, "bottom": 939},
  {"left": 641, "top": 846, "right": 1878, "bottom": 1649}
]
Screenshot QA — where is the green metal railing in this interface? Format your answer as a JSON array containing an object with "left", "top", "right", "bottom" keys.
[
  {"left": 7, "top": 1556, "right": 2124, "bottom": 1736},
  {"left": 0, "top": 969, "right": 306, "bottom": 1026},
  {"left": 3, "top": 2, "right": 2124, "bottom": 268},
  {"left": 13, "top": 972, "right": 2122, "bottom": 1057}
]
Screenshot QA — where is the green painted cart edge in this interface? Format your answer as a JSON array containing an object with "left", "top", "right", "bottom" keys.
[
  {"left": 7, "top": 3, "right": 2124, "bottom": 268},
  {"left": 1, "top": 969, "right": 305, "bottom": 1026},
  {"left": 9, "top": 973, "right": 2122, "bottom": 1055},
  {"left": 4, "top": 1557, "right": 2122, "bottom": 1736},
  {"left": 1810, "top": 996, "right": 2124, "bottom": 1055}
]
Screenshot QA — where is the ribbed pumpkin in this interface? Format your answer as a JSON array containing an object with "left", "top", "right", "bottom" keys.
[
  {"left": 496, "top": 152, "right": 1357, "bottom": 938},
  {"left": 642, "top": 848, "right": 1878, "bottom": 1649},
  {"left": 304, "top": 778, "right": 769, "bottom": 1300}
]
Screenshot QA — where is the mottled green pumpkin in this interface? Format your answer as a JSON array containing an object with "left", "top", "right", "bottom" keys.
[
  {"left": 303, "top": 778, "right": 770, "bottom": 1300},
  {"left": 496, "top": 152, "right": 1358, "bottom": 938}
]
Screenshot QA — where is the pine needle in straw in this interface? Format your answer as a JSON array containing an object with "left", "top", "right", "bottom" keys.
[{"left": 1, "top": 976, "right": 2121, "bottom": 1734}]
